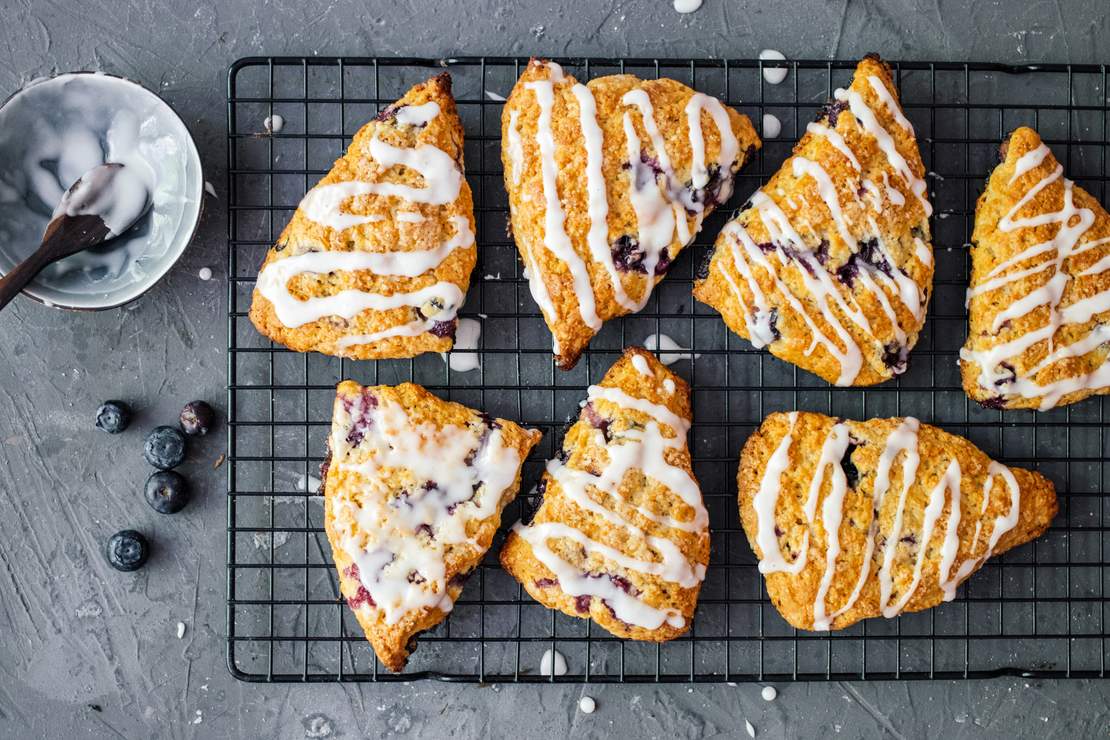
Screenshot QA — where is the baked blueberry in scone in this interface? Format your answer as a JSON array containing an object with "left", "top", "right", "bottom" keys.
[
  {"left": 960, "top": 126, "right": 1110, "bottom": 410},
  {"left": 250, "top": 74, "right": 477, "bottom": 359},
  {"left": 503, "top": 59, "right": 761, "bottom": 369},
  {"left": 323, "top": 382, "right": 541, "bottom": 672},
  {"left": 693, "top": 55, "right": 934, "bottom": 386},
  {"left": 738, "top": 412, "right": 1057, "bottom": 631},
  {"left": 500, "top": 348, "right": 710, "bottom": 641}
]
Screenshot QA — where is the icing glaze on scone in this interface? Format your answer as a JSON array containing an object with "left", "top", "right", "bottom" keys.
[
  {"left": 738, "top": 412, "right": 1057, "bottom": 631},
  {"left": 500, "top": 349, "right": 710, "bottom": 640},
  {"left": 324, "top": 382, "right": 540, "bottom": 671},
  {"left": 503, "top": 60, "right": 761, "bottom": 368},
  {"left": 694, "top": 55, "right": 934, "bottom": 386},
  {"left": 960, "top": 126, "right": 1110, "bottom": 410},
  {"left": 249, "top": 74, "right": 476, "bottom": 359}
]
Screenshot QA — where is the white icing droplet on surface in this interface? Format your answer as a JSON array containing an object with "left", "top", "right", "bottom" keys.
[
  {"left": 204, "top": 181, "right": 217, "bottom": 198},
  {"left": 578, "top": 696, "right": 596, "bottom": 714},
  {"left": 643, "top": 333, "right": 700, "bottom": 365},
  {"left": 759, "top": 50, "right": 788, "bottom": 85},
  {"left": 761, "top": 685, "right": 777, "bottom": 701},
  {"left": 663, "top": 378, "right": 676, "bottom": 395},
  {"left": 176, "top": 621, "right": 186, "bottom": 639},
  {"left": 264, "top": 114, "right": 284, "bottom": 134},
  {"left": 762, "top": 113, "right": 781, "bottom": 139},
  {"left": 540, "top": 648, "right": 568, "bottom": 676},
  {"left": 745, "top": 719, "right": 756, "bottom": 738},
  {"left": 443, "top": 317, "right": 481, "bottom": 372},
  {"left": 484, "top": 90, "right": 507, "bottom": 102},
  {"left": 673, "top": 0, "right": 703, "bottom": 12},
  {"left": 198, "top": 267, "right": 212, "bottom": 281}
]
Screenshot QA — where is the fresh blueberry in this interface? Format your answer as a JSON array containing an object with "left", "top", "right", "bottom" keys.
[
  {"left": 95, "top": 401, "right": 132, "bottom": 434},
  {"left": 106, "top": 529, "right": 149, "bottom": 572},
  {"left": 179, "top": 401, "right": 214, "bottom": 436},
  {"left": 144, "top": 425, "right": 187, "bottom": 470},
  {"left": 144, "top": 470, "right": 190, "bottom": 514},
  {"left": 429, "top": 319, "right": 457, "bottom": 338}
]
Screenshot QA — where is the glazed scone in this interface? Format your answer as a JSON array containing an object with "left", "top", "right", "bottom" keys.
[
  {"left": 500, "top": 348, "right": 709, "bottom": 640},
  {"left": 504, "top": 59, "right": 761, "bottom": 369},
  {"left": 693, "top": 55, "right": 934, "bottom": 386},
  {"left": 960, "top": 126, "right": 1110, "bottom": 410},
  {"left": 250, "top": 74, "right": 476, "bottom": 359},
  {"left": 323, "top": 381, "right": 541, "bottom": 672},
  {"left": 738, "top": 411, "right": 1057, "bottom": 631}
]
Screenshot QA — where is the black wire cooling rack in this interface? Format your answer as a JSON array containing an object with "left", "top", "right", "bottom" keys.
[{"left": 226, "top": 56, "right": 1110, "bottom": 683}]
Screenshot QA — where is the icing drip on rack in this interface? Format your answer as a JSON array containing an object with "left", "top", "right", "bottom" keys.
[
  {"left": 333, "top": 390, "right": 522, "bottom": 625},
  {"left": 511, "top": 375, "right": 707, "bottom": 630},
  {"left": 959, "top": 142, "right": 1110, "bottom": 409},
  {"left": 751, "top": 416, "right": 1024, "bottom": 629}
]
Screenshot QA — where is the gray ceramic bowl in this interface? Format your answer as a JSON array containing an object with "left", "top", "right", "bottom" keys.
[{"left": 0, "top": 72, "right": 204, "bottom": 310}]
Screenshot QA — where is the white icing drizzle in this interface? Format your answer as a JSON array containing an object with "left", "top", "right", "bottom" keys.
[
  {"left": 833, "top": 85, "right": 932, "bottom": 217},
  {"left": 685, "top": 93, "right": 739, "bottom": 193},
  {"left": 573, "top": 82, "right": 634, "bottom": 310},
  {"left": 257, "top": 216, "right": 472, "bottom": 328},
  {"left": 754, "top": 412, "right": 804, "bottom": 574},
  {"left": 622, "top": 111, "right": 676, "bottom": 300},
  {"left": 960, "top": 146, "right": 1110, "bottom": 409},
  {"left": 394, "top": 101, "right": 440, "bottom": 127},
  {"left": 867, "top": 76, "right": 913, "bottom": 133},
  {"left": 396, "top": 211, "right": 427, "bottom": 223},
  {"left": 512, "top": 376, "right": 706, "bottom": 629},
  {"left": 806, "top": 122, "right": 860, "bottom": 170},
  {"left": 334, "top": 392, "right": 522, "bottom": 625},
  {"left": 525, "top": 78, "right": 602, "bottom": 332},
  {"left": 943, "top": 462, "right": 1021, "bottom": 597},
  {"left": 300, "top": 137, "right": 463, "bottom": 229},
  {"left": 631, "top": 353, "right": 653, "bottom": 376},
  {"left": 662, "top": 378, "right": 676, "bottom": 395},
  {"left": 808, "top": 423, "right": 851, "bottom": 630}
]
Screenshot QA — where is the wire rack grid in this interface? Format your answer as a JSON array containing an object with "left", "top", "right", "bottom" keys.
[{"left": 226, "top": 56, "right": 1109, "bottom": 683}]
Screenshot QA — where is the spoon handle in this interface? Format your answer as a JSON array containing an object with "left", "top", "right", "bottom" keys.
[{"left": 0, "top": 246, "right": 53, "bottom": 311}]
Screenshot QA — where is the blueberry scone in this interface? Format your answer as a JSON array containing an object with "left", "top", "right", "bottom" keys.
[
  {"left": 694, "top": 55, "right": 934, "bottom": 386},
  {"left": 500, "top": 348, "right": 709, "bottom": 640},
  {"left": 250, "top": 74, "right": 476, "bottom": 359},
  {"left": 504, "top": 59, "right": 761, "bottom": 369},
  {"left": 739, "top": 411, "right": 1057, "bottom": 631},
  {"left": 323, "top": 381, "right": 541, "bottom": 672},
  {"left": 960, "top": 126, "right": 1110, "bottom": 410}
]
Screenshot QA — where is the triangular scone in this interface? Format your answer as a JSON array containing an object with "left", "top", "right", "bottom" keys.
[
  {"left": 961, "top": 127, "right": 1110, "bottom": 410},
  {"left": 323, "top": 381, "right": 541, "bottom": 672},
  {"left": 739, "top": 412, "right": 1057, "bottom": 631},
  {"left": 504, "top": 60, "right": 760, "bottom": 369},
  {"left": 693, "top": 55, "right": 934, "bottom": 386},
  {"left": 250, "top": 74, "right": 476, "bottom": 359},
  {"left": 500, "top": 348, "right": 709, "bottom": 641}
]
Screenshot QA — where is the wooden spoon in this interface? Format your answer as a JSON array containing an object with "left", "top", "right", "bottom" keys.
[{"left": 0, "top": 163, "right": 151, "bottom": 310}]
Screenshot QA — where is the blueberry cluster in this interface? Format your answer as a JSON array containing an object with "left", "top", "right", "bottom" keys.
[{"left": 95, "top": 399, "right": 217, "bottom": 572}]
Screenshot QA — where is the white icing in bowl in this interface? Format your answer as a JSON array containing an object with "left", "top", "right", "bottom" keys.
[{"left": 0, "top": 72, "right": 204, "bottom": 310}]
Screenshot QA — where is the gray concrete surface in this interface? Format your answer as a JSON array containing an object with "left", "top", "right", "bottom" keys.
[{"left": 1, "top": 0, "right": 1109, "bottom": 737}]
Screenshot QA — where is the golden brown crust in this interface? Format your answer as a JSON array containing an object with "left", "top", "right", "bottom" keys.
[
  {"left": 324, "top": 381, "right": 541, "bottom": 672},
  {"left": 961, "top": 126, "right": 1110, "bottom": 410},
  {"left": 694, "top": 55, "right": 934, "bottom": 386},
  {"left": 500, "top": 348, "right": 709, "bottom": 641},
  {"left": 504, "top": 59, "right": 760, "bottom": 369},
  {"left": 738, "top": 411, "right": 1057, "bottom": 631},
  {"left": 250, "top": 74, "right": 476, "bottom": 359}
]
